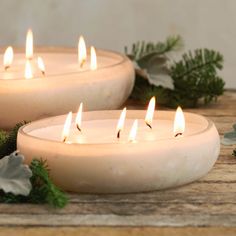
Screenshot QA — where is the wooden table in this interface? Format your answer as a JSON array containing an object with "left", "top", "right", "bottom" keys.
[{"left": 0, "top": 91, "right": 235, "bottom": 236}]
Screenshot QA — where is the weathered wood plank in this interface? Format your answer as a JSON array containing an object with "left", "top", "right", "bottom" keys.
[
  {"left": 0, "top": 212, "right": 235, "bottom": 227},
  {"left": 0, "top": 201, "right": 236, "bottom": 215},
  {"left": 0, "top": 227, "right": 235, "bottom": 236}
]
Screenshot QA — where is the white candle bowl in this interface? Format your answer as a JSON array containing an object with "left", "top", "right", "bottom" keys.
[
  {"left": 17, "top": 110, "right": 220, "bottom": 193},
  {"left": 0, "top": 48, "right": 134, "bottom": 129}
]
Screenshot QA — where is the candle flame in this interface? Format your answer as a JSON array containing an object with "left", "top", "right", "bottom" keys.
[
  {"left": 145, "top": 96, "right": 156, "bottom": 129},
  {"left": 37, "top": 57, "right": 45, "bottom": 75},
  {"left": 173, "top": 106, "right": 185, "bottom": 137},
  {"left": 90, "top": 46, "right": 97, "bottom": 70},
  {"left": 128, "top": 119, "right": 138, "bottom": 142},
  {"left": 24, "top": 60, "right": 33, "bottom": 79},
  {"left": 26, "top": 29, "right": 33, "bottom": 59},
  {"left": 78, "top": 36, "right": 87, "bottom": 68},
  {"left": 116, "top": 107, "right": 126, "bottom": 138},
  {"left": 3, "top": 46, "right": 14, "bottom": 70},
  {"left": 62, "top": 112, "right": 72, "bottom": 142},
  {"left": 75, "top": 103, "right": 83, "bottom": 132}
]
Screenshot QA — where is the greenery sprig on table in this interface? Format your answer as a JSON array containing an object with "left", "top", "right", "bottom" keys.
[
  {"left": 0, "top": 123, "right": 68, "bottom": 208},
  {"left": 221, "top": 123, "right": 236, "bottom": 157},
  {"left": 125, "top": 35, "right": 225, "bottom": 107}
]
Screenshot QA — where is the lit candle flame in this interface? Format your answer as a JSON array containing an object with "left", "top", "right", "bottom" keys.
[
  {"left": 145, "top": 96, "right": 156, "bottom": 129},
  {"left": 24, "top": 60, "right": 33, "bottom": 79},
  {"left": 3, "top": 46, "right": 14, "bottom": 70},
  {"left": 37, "top": 57, "right": 45, "bottom": 75},
  {"left": 75, "top": 103, "right": 83, "bottom": 132},
  {"left": 90, "top": 46, "right": 97, "bottom": 70},
  {"left": 62, "top": 112, "right": 72, "bottom": 143},
  {"left": 78, "top": 36, "right": 87, "bottom": 68},
  {"left": 128, "top": 119, "right": 138, "bottom": 142},
  {"left": 26, "top": 29, "right": 33, "bottom": 60},
  {"left": 173, "top": 106, "right": 185, "bottom": 137},
  {"left": 116, "top": 107, "right": 126, "bottom": 139}
]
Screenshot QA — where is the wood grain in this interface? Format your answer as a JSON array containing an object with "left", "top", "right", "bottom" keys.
[
  {"left": 0, "top": 90, "right": 235, "bottom": 235},
  {"left": 0, "top": 227, "right": 236, "bottom": 236}
]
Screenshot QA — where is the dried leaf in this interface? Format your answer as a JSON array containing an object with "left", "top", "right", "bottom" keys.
[
  {"left": 0, "top": 151, "right": 32, "bottom": 196},
  {"left": 147, "top": 73, "right": 174, "bottom": 90},
  {"left": 221, "top": 132, "right": 236, "bottom": 145}
]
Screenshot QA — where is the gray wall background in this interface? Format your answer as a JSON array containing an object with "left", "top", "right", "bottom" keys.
[{"left": 0, "top": 0, "right": 235, "bottom": 88}]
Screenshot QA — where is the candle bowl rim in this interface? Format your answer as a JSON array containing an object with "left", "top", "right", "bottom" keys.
[
  {"left": 0, "top": 48, "right": 130, "bottom": 81},
  {"left": 18, "top": 110, "right": 214, "bottom": 146}
]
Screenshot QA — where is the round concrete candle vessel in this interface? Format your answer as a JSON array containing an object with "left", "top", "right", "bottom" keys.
[
  {"left": 17, "top": 110, "right": 220, "bottom": 193},
  {"left": 0, "top": 48, "right": 134, "bottom": 129}
]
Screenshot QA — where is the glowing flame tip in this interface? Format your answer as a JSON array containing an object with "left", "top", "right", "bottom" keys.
[
  {"left": 37, "top": 57, "right": 45, "bottom": 75},
  {"left": 62, "top": 112, "right": 72, "bottom": 142},
  {"left": 145, "top": 96, "right": 156, "bottom": 129},
  {"left": 76, "top": 103, "right": 83, "bottom": 132},
  {"left": 78, "top": 36, "right": 87, "bottom": 68},
  {"left": 129, "top": 119, "right": 138, "bottom": 142},
  {"left": 173, "top": 106, "right": 185, "bottom": 137},
  {"left": 90, "top": 46, "right": 97, "bottom": 70},
  {"left": 3, "top": 46, "right": 14, "bottom": 70},
  {"left": 116, "top": 107, "right": 127, "bottom": 138},
  {"left": 26, "top": 29, "right": 33, "bottom": 59}
]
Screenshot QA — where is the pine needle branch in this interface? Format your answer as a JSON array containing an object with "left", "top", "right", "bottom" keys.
[
  {"left": 0, "top": 121, "right": 28, "bottom": 159},
  {"left": 126, "top": 35, "right": 183, "bottom": 61},
  {"left": 170, "top": 49, "right": 225, "bottom": 106},
  {"left": 171, "top": 49, "right": 223, "bottom": 80}
]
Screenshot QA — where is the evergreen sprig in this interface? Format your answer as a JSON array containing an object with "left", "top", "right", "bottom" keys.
[
  {"left": 0, "top": 123, "right": 68, "bottom": 208},
  {"left": 0, "top": 121, "right": 28, "bottom": 159},
  {"left": 125, "top": 35, "right": 183, "bottom": 61},
  {"left": 170, "top": 49, "right": 225, "bottom": 107},
  {"left": 126, "top": 37, "right": 225, "bottom": 108}
]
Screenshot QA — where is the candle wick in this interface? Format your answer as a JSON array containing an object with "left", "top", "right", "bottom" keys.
[
  {"left": 80, "top": 59, "right": 86, "bottom": 68},
  {"left": 146, "top": 122, "right": 152, "bottom": 129},
  {"left": 42, "top": 71, "right": 45, "bottom": 76},
  {"left": 76, "top": 124, "right": 82, "bottom": 132},
  {"left": 62, "top": 137, "right": 67, "bottom": 143},
  {"left": 117, "top": 130, "right": 121, "bottom": 139},
  {"left": 4, "top": 66, "right": 10, "bottom": 71},
  {"left": 175, "top": 132, "right": 183, "bottom": 137}
]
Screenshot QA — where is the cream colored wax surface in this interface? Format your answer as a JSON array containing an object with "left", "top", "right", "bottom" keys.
[
  {"left": 29, "top": 119, "right": 205, "bottom": 144},
  {"left": 0, "top": 53, "right": 117, "bottom": 80}
]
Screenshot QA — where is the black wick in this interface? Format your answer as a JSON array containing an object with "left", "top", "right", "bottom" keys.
[
  {"left": 117, "top": 130, "right": 121, "bottom": 139},
  {"left": 175, "top": 132, "right": 183, "bottom": 137},
  {"left": 146, "top": 122, "right": 152, "bottom": 129}
]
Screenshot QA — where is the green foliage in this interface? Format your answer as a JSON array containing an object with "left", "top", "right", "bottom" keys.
[
  {"left": 0, "top": 123, "right": 68, "bottom": 208},
  {"left": 126, "top": 36, "right": 225, "bottom": 108},
  {"left": 0, "top": 122, "right": 28, "bottom": 159},
  {"left": 0, "top": 159, "right": 68, "bottom": 208},
  {"left": 29, "top": 159, "right": 68, "bottom": 208},
  {"left": 233, "top": 149, "right": 236, "bottom": 157},
  {"left": 125, "top": 35, "right": 183, "bottom": 62},
  {"left": 130, "top": 74, "right": 172, "bottom": 106},
  {"left": 170, "top": 49, "right": 225, "bottom": 107}
]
